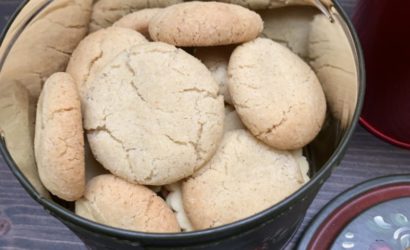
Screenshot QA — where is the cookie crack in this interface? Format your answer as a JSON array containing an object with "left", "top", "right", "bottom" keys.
[
  {"left": 88, "top": 126, "right": 135, "bottom": 177},
  {"left": 179, "top": 88, "right": 217, "bottom": 99},
  {"left": 315, "top": 63, "right": 354, "bottom": 75},
  {"left": 48, "top": 107, "right": 76, "bottom": 121},
  {"left": 256, "top": 105, "right": 294, "bottom": 136},
  {"left": 45, "top": 45, "right": 72, "bottom": 56}
]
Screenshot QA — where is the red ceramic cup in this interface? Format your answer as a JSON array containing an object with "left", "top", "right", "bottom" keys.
[{"left": 353, "top": 0, "right": 410, "bottom": 149}]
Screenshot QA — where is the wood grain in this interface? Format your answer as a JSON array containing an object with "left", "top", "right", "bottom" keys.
[{"left": 1, "top": 0, "right": 409, "bottom": 249}]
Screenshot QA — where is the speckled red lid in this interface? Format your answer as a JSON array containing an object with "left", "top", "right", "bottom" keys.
[{"left": 298, "top": 175, "right": 410, "bottom": 250}]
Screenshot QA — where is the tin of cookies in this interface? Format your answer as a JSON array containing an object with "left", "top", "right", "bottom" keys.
[
  {"left": 228, "top": 38, "right": 326, "bottom": 150},
  {"left": 113, "top": 8, "right": 162, "bottom": 39},
  {"left": 75, "top": 174, "right": 180, "bottom": 233},
  {"left": 182, "top": 130, "right": 304, "bottom": 230},
  {"left": 83, "top": 42, "right": 224, "bottom": 186},
  {"left": 66, "top": 27, "right": 147, "bottom": 103},
  {"left": 34, "top": 72, "right": 85, "bottom": 201},
  {"left": 149, "top": 1, "right": 263, "bottom": 46}
]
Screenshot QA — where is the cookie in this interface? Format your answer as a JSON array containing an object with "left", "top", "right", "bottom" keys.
[
  {"left": 182, "top": 130, "right": 304, "bottom": 230},
  {"left": 218, "top": 0, "right": 331, "bottom": 10},
  {"left": 75, "top": 174, "right": 180, "bottom": 233},
  {"left": 34, "top": 73, "right": 85, "bottom": 201},
  {"left": 89, "top": 0, "right": 182, "bottom": 33},
  {"left": 165, "top": 182, "right": 194, "bottom": 232},
  {"left": 149, "top": 2, "right": 263, "bottom": 46},
  {"left": 259, "top": 6, "right": 318, "bottom": 58},
  {"left": 83, "top": 42, "right": 224, "bottom": 185},
  {"left": 309, "top": 14, "right": 357, "bottom": 129},
  {"left": 113, "top": 8, "right": 162, "bottom": 39},
  {"left": 66, "top": 27, "right": 147, "bottom": 103},
  {"left": 228, "top": 38, "right": 326, "bottom": 150},
  {"left": 291, "top": 149, "right": 310, "bottom": 183},
  {"left": 0, "top": 0, "right": 92, "bottom": 99},
  {"left": 224, "top": 105, "right": 245, "bottom": 133},
  {"left": 0, "top": 82, "right": 49, "bottom": 197},
  {"left": 194, "top": 46, "right": 234, "bottom": 104}
]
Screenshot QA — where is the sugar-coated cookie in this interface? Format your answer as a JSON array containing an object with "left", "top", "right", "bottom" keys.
[
  {"left": 259, "top": 6, "right": 318, "bottom": 58},
  {"left": 0, "top": 0, "right": 92, "bottom": 99},
  {"left": 89, "top": 0, "right": 182, "bottom": 32},
  {"left": 75, "top": 174, "right": 180, "bottom": 233},
  {"left": 34, "top": 73, "right": 85, "bottom": 201},
  {"left": 309, "top": 14, "right": 357, "bottom": 129},
  {"left": 149, "top": 2, "right": 263, "bottom": 46},
  {"left": 66, "top": 27, "right": 147, "bottom": 103},
  {"left": 113, "top": 8, "right": 162, "bottom": 39},
  {"left": 229, "top": 38, "right": 326, "bottom": 150},
  {"left": 83, "top": 42, "right": 224, "bottom": 185},
  {"left": 195, "top": 46, "right": 234, "bottom": 104},
  {"left": 0, "top": 82, "right": 49, "bottom": 197},
  {"left": 182, "top": 130, "right": 304, "bottom": 230}
]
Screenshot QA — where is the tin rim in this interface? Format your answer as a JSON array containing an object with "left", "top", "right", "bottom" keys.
[{"left": 0, "top": 0, "right": 366, "bottom": 245}]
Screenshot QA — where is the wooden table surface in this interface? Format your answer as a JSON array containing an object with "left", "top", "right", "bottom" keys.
[{"left": 1, "top": 0, "right": 409, "bottom": 249}]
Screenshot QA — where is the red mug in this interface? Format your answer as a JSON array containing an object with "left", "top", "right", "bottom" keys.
[{"left": 353, "top": 0, "right": 410, "bottom": 148}]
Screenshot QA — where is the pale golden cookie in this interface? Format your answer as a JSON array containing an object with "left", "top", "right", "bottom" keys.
[
  {"left": 309, "top": 14, "right": 357, "bottom": 129},
  {"left": 66, "top": 27, "right": 147, "bottom": 103},
  {"left": 89, "top": 0, "right": 182, "bottom": 32},
  {"left": 83, "top": 42, "right": 224, "bottom": 185},
  {"left": 0, "top": 0, "right": 92, "bottom": 99},
  {"left": 34, "top": 73, "right": 85, "bottom": 201},
  {"left": 0, "top": 82, "right": 49, "bottom": 197},
  {"left": 259, "top": 6, "right": 318, "bottom": 58},
  {"left": 182, "top": 130, "right": 304, "bottom": 230},
  {"left": 75, "top": 174, "right": 180, "bottom": 233},
  {"left": 228, "top": 38, "right": 326, "bottom": 150},
  {"left": 149, "top": 1, "right": 263, "bottom": 46},
  {"left": 113, "top": 8, "right": 162, "bottom": 39}
]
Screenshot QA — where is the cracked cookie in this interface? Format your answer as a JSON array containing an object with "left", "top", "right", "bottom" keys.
[
  {"left": 0, "top": 0, "right": 93, "bottom": 99},
  {"left": 308, "top": 14, "right": 357, "bottom": 129},
  {"left": 113, "top": 8, "right": 162, "bottom": 39},
  {"left": 228, "top": 37, "right": 326, "bottom": 150},
  {"left": 89, "top": 0, "right": 182, "bottom": 33},
  {"left": 182, "top": 129, "right": 305, "bottom": 230},
  {"left": 66, "top": 27, "right": 147, "bottom": 104},
  {"left": 75, "top": 174, "right": 180, "bottom": 232},
  {"left": 149, "top": 2, "right": 263, "bottom": 46},
  {"left": 83, "top": 42, "right": 224, "bottom": 186},
  {"left": 34, "top": 72, "right": 85, "bottom": 201},
  {"left": 0, "top": 82, "right": 49, "bottom": 197},
  {"left": 194, "top": 46, "right": 234, "bottom": 104}
]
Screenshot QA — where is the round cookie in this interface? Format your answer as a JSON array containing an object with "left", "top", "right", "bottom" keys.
[
  {"left": 66, "top": 27, "right": 147, "bottom": 103},
  {"left": 228, "top": 38, "right": 326, "bottom": 150},
  {"left": 149, "top": 2, "right": 263, "bottom": 46},
  {"left": 113, "top": 8, "right": 162, "bottom": 39},
  {"left": 195, "top": 46, "right": 234, "bottom": 104},
  {"left": 218, "top": 0, "right": 331, "bottom": 10},
  {"left": 75, "top": 174, "right": 180, "bottom": 233},
  {"left": 89, "top": 0, "right": 182, "bottom": 33},
  {"left": 259, "top": 6, "right": 318, "bottom": 58},
  {"left": 83, "top": 42, "right": 224, "bottom": 186},
  {"left": 308, "top": 14, "right": 357, "bottom": 129},
  {"left": 182, "top": 130, "right": 305, "bottom": 230},
  {"left": 34, "top": 72, "right": 85, "bottom": 201}
]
